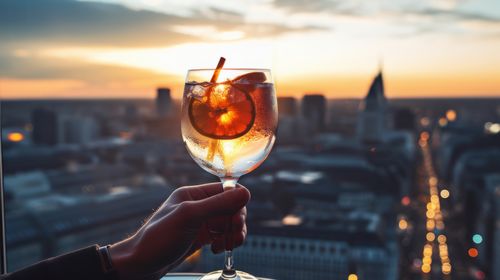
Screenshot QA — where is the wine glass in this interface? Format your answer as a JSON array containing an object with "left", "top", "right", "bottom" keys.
[{"left": 181, "top": 66, "right": 278, "bottom": 280}]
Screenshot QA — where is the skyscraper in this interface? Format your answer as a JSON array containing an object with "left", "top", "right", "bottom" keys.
[
  {"left": 357, "top": 71, "right": 387, "bottom": 144},
  {"left": 59, "top": 115, "right": 99, "bottom": 144},
  {"left": 302, "top": 94, "right": 326, "bottom": 133},
  {"left": 156, "top": 88, "right": 171, "bottom": 117},
  {"left": 32, "top": 108, "right": 58, "bottom": 146},
  {"left": 278, "top": 97, "right": 298, "bottom": 117}
]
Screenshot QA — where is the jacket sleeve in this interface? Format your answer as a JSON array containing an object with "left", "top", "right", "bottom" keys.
[{"left": 0, "top": 245, "right": 120, "bottom": 280}]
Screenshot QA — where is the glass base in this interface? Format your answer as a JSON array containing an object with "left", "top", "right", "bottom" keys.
[{"left": 198, "top": 270, "right": 258, "bottom": 280}]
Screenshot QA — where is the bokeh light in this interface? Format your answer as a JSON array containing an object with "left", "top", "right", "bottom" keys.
[
  {"left": 401, "top": 196, "right": 411, "bottom": 206},
  {"left": 472, "top": 234, "right": 483, "bottom": 245},
  {"left": 468, "top": 248, "right": 479, "bottom": 258},
  {"left": 440, "top": 189, "right": 450, "bottom": 199},
  {"left": 399, "top": 219, "right": 408, "bottom": 230},
  {"left": 7, "top": 132, "right": 24, "bottom": 142},
  {"left": 446, "top": 110, "right": 457, "bottom": 121},
  {"left": 426, "top": 232, "right": 436, "bottom": 242},
  {"left": 347, "top": 274, "right": 358, "bottom": 280}
]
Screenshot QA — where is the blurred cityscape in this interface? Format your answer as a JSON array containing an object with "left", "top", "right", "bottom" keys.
[{"left": 1, "top": 72, "right": 500, "bottom": 280}]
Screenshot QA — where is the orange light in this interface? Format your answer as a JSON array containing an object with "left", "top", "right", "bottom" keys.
[
  {"left": 399, "top": 219, "right": 408, "bottom": 230},
  {"left": 442, "top": 263, "right": 452, "bottom": 274},
  {"left": 446, "top": 110, "right": 457, "bottom": 122},
  {"left": 429, "top": 177, "right": 438, "bottom": 185},
  {"left": 185, "top": 248, "right": 202, "bottom": 263},
  {"left": 7, "top": 132, "right": 24, "bottom": 142},
  {"left": 426, "top": 211, "right": 435, "bottom": 219},
  {"left": 420, "top": 131, "right": 430, "bottom": 141},
  {"left": 426, "top": 232, "right": 436, "bottom": 242},
  {"left": 421, "top": 264, "right": 431, "bottom": 273},
  {"left": 468, "top": 248, "right": 478, "bottom": 258},
  {"left": 437, "top": 235, "right": 447, "bottom": 244},
  {"left": 426, "top": 220, "right": 435, "bottom": 230},
  {"left": 423, "top": 248, "right": 432, "bottom": 257},
  {"left": 347, "top": 274, "right": 358, "bottom": 280},
  {"left": 439, "top": 117, "right": 448, "bottom": 127}
]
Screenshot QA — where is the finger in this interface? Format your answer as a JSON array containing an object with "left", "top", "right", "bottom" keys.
[
  {"left": 232, "top": 230, "right": 246, "bottom": 248},
  {"left": 190, "top": 187, "right": 250, "bottom": 221},
  {"left": 235, "top": 206, "right": 247, "bottom": 220},
  {"left": 207, "top": 217, "right": 227, "bottom": 237},
  {"left": 192, "top": 183, "right": 248, "bottom": 199},
  {"left": 211, "top": 237, "right": 225, "bottom": 254},
  {"left": 231, "top": 209, "right": 246, "bottom": 232},
  {"left": 179, "top": 183, "right": 248, "bottom": 202},
  {"left": 207, "top": 216, "right": 228, "bottom": 234},
  {"left": 189, "top": 182, "right": 224, "bottom": 198}
]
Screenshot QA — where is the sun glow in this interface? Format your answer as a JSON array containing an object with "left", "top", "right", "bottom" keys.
[{"left": 2, "top": 1, "right": 500, "bottom": 99}]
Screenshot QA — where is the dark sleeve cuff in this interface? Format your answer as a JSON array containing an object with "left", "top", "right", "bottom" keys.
[{"left": 2, "top": 245, "right": 119, "bottom": 280}]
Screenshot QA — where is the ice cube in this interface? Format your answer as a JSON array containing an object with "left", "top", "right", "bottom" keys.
[{"left": 188, "top": 82, "right": 212, "bottom": 99}]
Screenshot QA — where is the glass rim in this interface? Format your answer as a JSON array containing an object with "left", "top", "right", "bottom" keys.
[{"left": 187, "top": 68, "right": 271, "bottom": 72}]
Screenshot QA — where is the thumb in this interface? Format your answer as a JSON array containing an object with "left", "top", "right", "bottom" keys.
[{"left": 191, "top": 187, "right": 250, "bottom": 221}]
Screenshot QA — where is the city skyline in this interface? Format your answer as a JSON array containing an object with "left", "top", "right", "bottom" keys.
[{"left": 1, "top": 0, "right": 500, "bottom": 99}]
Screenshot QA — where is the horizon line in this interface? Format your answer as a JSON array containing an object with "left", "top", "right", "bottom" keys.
[{"left": 1, "top": 95, "right": 499, "bottom": 102}]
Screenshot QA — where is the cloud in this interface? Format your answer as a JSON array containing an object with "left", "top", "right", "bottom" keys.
[
  {"left": 414, "top": 7, "right": 500, "bottom": 23},
  {"left": 273, "top": 0, "right": 363, "bottom": 16},
  {"left": 274, "top": 0, "right": 339, "bottom": 13},
  {"left": 273, "top": 0, "right": 500, "bottom": 23},
  {"left": 185, "top": 6, "right": 327, "bottom": 38},
  {"left": 272, "top": 0, "right": 500, "bottom": 39},
  {"left": 0, "top": 0, "right": 196, "bottom": 48},
  {"left": 0, "top": 0, "right": 326, "bottom": 86},
  {"left": 0, "top": 0, "right": 325, "bottom": 49}
]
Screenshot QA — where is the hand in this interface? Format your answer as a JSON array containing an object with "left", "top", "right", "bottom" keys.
[{"left": 109, "top": 183, "right": 250, "bottom": 280}]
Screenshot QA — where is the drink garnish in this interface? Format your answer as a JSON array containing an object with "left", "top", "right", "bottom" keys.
[
  {"left": 232, "top": 71, "right": 267, "bottom": 84},
  {"left": 188, "top": 59, "right": 256, "bottom": 140},
  {"left": 210, "top": 57, "right": 225, "bottom": 83}
]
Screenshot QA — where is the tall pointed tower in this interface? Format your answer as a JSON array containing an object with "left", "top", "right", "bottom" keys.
[{"left": 356, "top": 71, "right": 387, "bottom": 144}]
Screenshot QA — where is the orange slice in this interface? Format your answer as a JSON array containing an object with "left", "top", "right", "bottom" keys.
[
  {"left": 189, "top": 83, "right": 255, "bottom": 140},
  {"left": 232, "top": 72, "right": 267, "bottom": 84}
]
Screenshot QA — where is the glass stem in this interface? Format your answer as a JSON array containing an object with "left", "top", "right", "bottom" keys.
[
  {"left": 222, "top": 250, "right": 236, "bottom": 278},
  {"left": 220, "top": 177, "right": 238, "bottom": 278},
  {"left": 221, "top": 177, "right": 238, "bottom": 190}
]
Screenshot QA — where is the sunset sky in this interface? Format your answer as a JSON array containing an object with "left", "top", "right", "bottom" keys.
[{"left": 1, "top": 0, "right": 500, "bottom": 99}]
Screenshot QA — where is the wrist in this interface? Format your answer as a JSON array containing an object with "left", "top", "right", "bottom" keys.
[{"left": 109, "top": 238, "right": 137, "bottom": 279}]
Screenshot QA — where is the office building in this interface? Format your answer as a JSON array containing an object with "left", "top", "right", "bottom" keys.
[
  {"left": 302, "top": 94, "right": 326, "bottom": 134},
  {"left": 156, "top": 88, "right": 172, "bottom": 117},
  {"left": 201, "top": 224, "right": 397, "bottom": 280},
  {"left": 357, "top": 71, "right": 387, "bottom": 144},
  {"left": 59, "top": 115, "right": 99, "bottom": 145},
  {"left": 278, "top": 97, "right": 298, "bottom": 117},
  {"left": 32, "top": 108, "right": 58, "bottom": 146}
]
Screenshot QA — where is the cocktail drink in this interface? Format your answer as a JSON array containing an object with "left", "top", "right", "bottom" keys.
[{"left": 181, "top": 58, "right": 277, "bottom": 280}]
